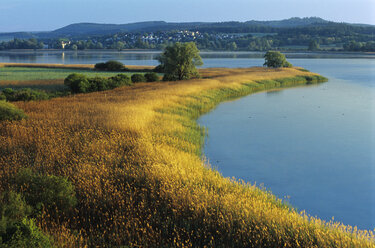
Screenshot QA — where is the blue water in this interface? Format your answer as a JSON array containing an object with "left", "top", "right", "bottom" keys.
[
  {"left": 198, "top": 58, "right": 375, "bottom": 230},
  {"left": 1, "top": 50, "right": 374, "bottom": 230}
]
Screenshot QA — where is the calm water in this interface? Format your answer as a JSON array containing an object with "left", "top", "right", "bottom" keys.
[
  {"left": 1, "top": 50, "right": 374, "bottom": 230},
  {"left": 199, "top": 58, "right": 375, "bottom": 230}
]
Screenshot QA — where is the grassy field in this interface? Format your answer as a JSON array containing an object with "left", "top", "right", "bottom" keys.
[
  {"left": 0, "top": 66, "right": 373, "bottom": 247},
  {"left": 0, "top": 67, "right": 135, "bottom": 81},
  {"left": 0, "top": 63, "right": 156, "bottom": 91}
]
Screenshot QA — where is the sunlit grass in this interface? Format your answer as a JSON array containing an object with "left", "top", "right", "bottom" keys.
[{"left": 0, "top": 66, "right": 373, "bottom": 247}]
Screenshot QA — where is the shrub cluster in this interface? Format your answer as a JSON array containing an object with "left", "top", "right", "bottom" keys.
[
  {"left": 0, "top": 88, "right": 49, "bottom": 102},
  {"left": 65, "top": 72, "right": 160, "bottom": 94},
  {"left": 64, "top": 73, "right": 133, "bottom": 93},
  {"left": 0, "top": 192, "right": 53, "bottom": 247},
  {"left": 144, "top": 72, "right": 160, "bottom": 82},
  {"left": 131, "top": 73, "right": 146, "bottom": 83},
  {"left": 0, "top": 169, "right": 76, "bottom": 247},
  {"left": 94, "top": 60, "right": 127, "bottom": 71},
  {"left": 0, "top": 101, "right": 27, "bottom": 121}
]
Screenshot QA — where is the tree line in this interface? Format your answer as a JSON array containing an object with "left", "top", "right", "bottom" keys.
[{"left": 1, "top": 22, "right": 374, "bottom": 52}]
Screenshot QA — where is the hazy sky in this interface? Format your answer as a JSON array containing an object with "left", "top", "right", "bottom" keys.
[{"left": 1, "top": 0, "right": 374, "bottom": 32}]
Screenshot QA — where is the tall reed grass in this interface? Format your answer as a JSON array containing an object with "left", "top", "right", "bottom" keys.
[{"left": 0, "top": 66, "right": 373, "bottom": 247}]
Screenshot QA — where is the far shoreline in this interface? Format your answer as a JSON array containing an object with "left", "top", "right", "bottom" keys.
[{"left": 0, "top": 49, "right": 374, "bottom": 57}]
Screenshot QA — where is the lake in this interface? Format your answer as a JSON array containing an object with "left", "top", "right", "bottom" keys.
[
  {"left": 1, "top": 50, "right": 374, "bottom": 230},
  {"left": 199, "top": 57, "right": 375, "bottom": 231}
]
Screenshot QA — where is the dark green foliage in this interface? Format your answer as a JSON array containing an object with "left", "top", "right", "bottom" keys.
[
  {"left": 144, "top": 72, "right": 160, "bottom": 82},
  {"left": 14, "top": 169, "right": 77, "bottom": 214},
  {"left": 94, "top": 62, "right": 106, "bottom": 70},
  {"left": 263, "top": 51, "right": 292, "bottom": 68},
  {"left": 64, "top": 73, "right": 90, "bottom": 93},
  {"left": 64, "top": 73, "right": 133, "bottom": 93},
  {"left": 0, "top": 192, "right": 53, "bottom": 248},
  {"left": 95, "top": 60, "right": 126, "bottom": 71},
  {"left": 158, "top": 42, "right": 203, "bottom": 81},
  {"left": 108, "top": 74, "right": 132, "bottom": 88},
  {"left": 1, "top": 88, "right": 49, "bottom": 102},
  {"left": 153, "top": 65, "right": 164, "bottom": 73},
  {"left": 0, "top": 192, "right": 32, "bottom": 223},
  {"left": 308, "top": 40, "right": 320, "bottom": 51},
  {"left": 283, "top": 61, "right": 293, "bottom": 68},
  {"left": 0, "top": 94, "right": 6, "bottom": 101},
  {"left": 0, "top": 101, "right": 27, "bottom": 121},
  {"left": 131, "top": 74, "right": 146, "bottom": 83}
]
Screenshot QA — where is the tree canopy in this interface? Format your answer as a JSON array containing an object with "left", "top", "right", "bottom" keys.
[
  {"left": 157, "top": 42, "right": 203, "bottom": 81},
  {"left": 263, "top": 51, "right": 292, "bottom": 68}
]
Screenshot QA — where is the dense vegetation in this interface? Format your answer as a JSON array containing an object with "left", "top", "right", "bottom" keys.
[
  {"left": 264, "top": 51, "right": 293, "bottom": 68},
  {"left": 64, "top": 73, "right": 132, "bottom": 93},
  {"left": 1, "top": 18, "right": 374, "bottom": 51},
  {"left": 0, "top": 169, "right": 77, "bottom": 247},
  {"left": 0, "top": 100, "right": 28, "bottom": 121},
  {"left": 158, "top": 42, "right": 203, "bottom": 81},
  {"left": 0, "top": 64, "right": 373, "bottom": 247},
  {"left": 94, "top": 60, "right": 127, "bottom": 71},
  {"left": 0, "top": 88, "right": 50, "bottom": 101}
]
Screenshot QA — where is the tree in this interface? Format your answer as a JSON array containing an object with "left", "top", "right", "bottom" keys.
[
  {"left": 308, "top": 40, "right": 320, "bottom": 51},
  {"left": 64, "top": 73, "right": 90, "bottom": 93},
  {"left": 263, "top": 51, "right": 292, "bottom": 68},
  {"left": 158, "top": 42, "right": 203, "bottom": 81}
]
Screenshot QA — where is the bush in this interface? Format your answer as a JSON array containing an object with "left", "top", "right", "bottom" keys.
[
  {"left": 94, "top": 62, "right": 107, "bottom": 70},
  {"left": 108, "top": 74, "right": 132, "bottom": 88},
  {"left": 144, "top": 72, "right": 160, "bottom": 82},
  {"left": 0, "top": 191, "right": 53, "bottom": 248},
  {"left": 14, "top": 169, "right": 77, "bottom": 214},
  {"left": 65, "top": 73, "right": 133, "bottom": 94},
  {"left": 153, "top": 64, "right": 164, "bottom": 73},
  {"left": 95, "top": 60, "right": 126, "bottom": 71},
  {"left": 131, "top": 74, "right": 146, "bottom": 83},
  {"left": 0, "top": 94, "right": 6, "bottom": 101},
  {"left": 64, "top": 73, "right": 90, "bottom": 93},
  {"left": 1, "top": 88, "right": 49, "bottom": 102},
  {"left": 3, "top": 218, "right": 54, "bottom": 248},
  {"left": 0, "top": 101, "right": 27, "bottom": 121}
]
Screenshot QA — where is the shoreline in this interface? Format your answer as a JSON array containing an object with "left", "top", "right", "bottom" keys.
[{"left": 0, "top": 49, "right": 374, "bottom": 56}]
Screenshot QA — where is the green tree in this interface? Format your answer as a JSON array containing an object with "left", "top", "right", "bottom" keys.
[
  {"left": 227, "top": 42, "right": 237, "bottom": 51},
  {"left": 114, "top": 41, "right": 125, "bottom": 51},
  {"left": 308, "top": 40, "right": 320, "bottom": 51},
  {"left": 64, "top": 73, "right": 90, "bottom": 93},
  {"left": 263, "top": 51, "right": 292, "bottom": 68},
  {"left": 158, "top": 42, "right": 203, "bottom": 81},
  {"left": 131, "top": 74, "right": 146, "bottom": 83}
]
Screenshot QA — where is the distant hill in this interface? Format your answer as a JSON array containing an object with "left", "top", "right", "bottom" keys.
[
  {"left": 51, "top": 21, "right": 168, "bottom": 36},
  {"left": 0, "top": 17, "right": 373, "bottom": 40},
  {"left": 245, "top": 17, "right": 330, "bottom": 28}
]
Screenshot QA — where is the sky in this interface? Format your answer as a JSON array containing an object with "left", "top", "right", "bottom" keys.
[{"left": 0, "top": 0, "right": 374, "bottom": 32}]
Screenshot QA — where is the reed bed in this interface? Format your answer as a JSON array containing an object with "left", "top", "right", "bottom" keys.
[{"left": 0, "top": 66, "right": 373, "bottom": 247}]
